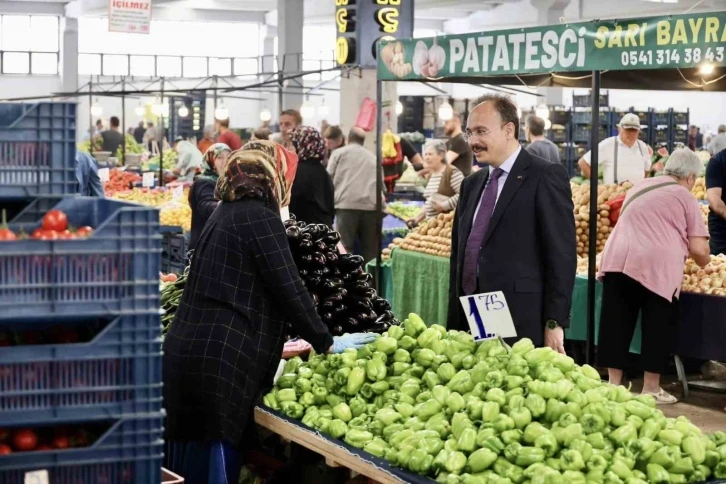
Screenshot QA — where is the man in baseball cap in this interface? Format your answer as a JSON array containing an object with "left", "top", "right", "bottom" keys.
[{"left": 579, "top": 113, "right": 652, "bottom": 184}]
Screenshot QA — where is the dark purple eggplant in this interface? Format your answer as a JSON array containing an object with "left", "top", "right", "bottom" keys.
[
  {"left": 375, "top": 310, "right": 395, "bottom": 323},
  {"left": 298, "top": 268, "right": 310, "bottom": 278},
  {"left": 368, "top": 321, "right": 391, "bottom": 333},
  {"left": 320, "top": 232, "right": 341, "bottom": 246},
  {"left": 299, "top": 254, "right": 314, "bottom": 265},
  {"left": 332, "top": 303, "right": 347, "bottom": 314},
  {"left": 320, "top": 299, "right": 336, "bottom": 311},
  {"left": 351, "top": 266, "right": 365, "bottom": 276},
  {"left": 325, "top": 251, "right": 339, "bottom": 265},
  {"left": 298, "top": 238, "right": 313, "bottom": 251},
  {"left": 356, "top": 272, "right": 373, "bottom": 284},
  {"left": 321, "top": 312, "right": 334, "bottom": 324},
  {"left": 326, "top": 293, "right": 344, "bottom": 304},
  {"left": 353, "top": 311, "right": 373, "bottom": 324},
  {"left": 306, "top": 276, "right": 322, "bottom": 288},
  {"left": 339, "top": 254, "right": 365, "bottom": 270},
  {"left": 320, "top": 279, "right": 342, "bottom": 292},
  {"left": 346, "top": 296, "right": 373, "bottom": 311},
  {"left": 297, "top": 221, "right": 307, "bottom": 229},
  {"left": 310, "top": 252, "right": 327, "bottom": 266},
  {"left": 284, "top": 217, "right": 297, "bottom": 228},
  {"left": 309, "top": 292, "right": 319, "bottom": 306},
  {"left": 310, "top": 268, "right": 326, "bottom": 278},
  {"left": 314, "top": 240, "right": 328, "bottom": 253},
  {"left": 348, "top": 280, "right": 370, "bottom": 292},
  {"left": 332, "top": 268, "right": 342, "bottom": 278},
  {"left": 286, "top": 225, "right": 301, "bottom": 240},
  {"left": 371, "top": 297, "right": 392, "bottom": 313},
  {"left": 330, "top": 325, "right": 344, "bottom": 336},
  {"left": 342, "top": 317, "right": 361, "bottom": 330},
  {"left": 389, "top": 319, "right": 401, "bottom": 326},
  {"left": 354, "top": 287, "right": 377, "bottom": 299},
  {"left": 342, "top": 272, "right": 357, "bottom": 284}
]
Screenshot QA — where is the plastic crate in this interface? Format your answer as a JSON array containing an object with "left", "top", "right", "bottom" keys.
[
  {"left": 653, "top": 111, "right": 670, "bottom": 125},
  {"left": 0, "top": 197, "right": 161, "bottom": 320},
  {"left": 655, "top": 129, "right": 669, "bottom": 143},
  {"left": 549, "top": 128, "right": 568, "bottom": 143},
  {"left": 673, "top": 111, "right": 689, "bottom": 125},
  {"left": 573, "top": 93, "right": 608, "bottom": 107},
  {"left": 0, "top": 312, "right": 162, "bottom": 426},
  {"left": 571, "top": 110, "right": 609, "bottom": 125},
  {"left": 0, "top": 413, "right": 164, "bottom": 483},
  {"left": 0, "top": 103, "right": 78, "bottom": 200}
]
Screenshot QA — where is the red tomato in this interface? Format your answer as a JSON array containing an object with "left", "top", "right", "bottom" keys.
[
  {"left": 57, "top": 230, "right": 74, "bottom": 240},
  {"left": 12, "top": 429, "right": 37, "bottom": 451},
  {"left": 36, "top": 445, "right": 52, "bottom": 451},
  {"left": 0, "top": 443, "right": 11, "bottom": 455},
  {"left": 42, "top": 210, "right": 68, "bottom": 232},
  {"left": 0, "top": 228, "right": 16, "bottom": 241},
  {"left": 52, "top": 436, "right": 70, "bottom": 449},
  {"left": 38, "top": 230, "right": 58, "bottom": 241},
  {"left": 75, "top": 226, "right": 93, "bottom": 238}
]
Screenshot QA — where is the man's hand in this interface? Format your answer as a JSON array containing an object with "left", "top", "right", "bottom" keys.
[{"left": 544, "top": 326, "right": 566, "bottom": 354}]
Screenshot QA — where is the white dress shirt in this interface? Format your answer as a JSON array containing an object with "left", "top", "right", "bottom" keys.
[
  {"left": 473, "top": 146, "right": 521, "bottom": 222},
  {"left": 582, "top": 136, "right": 650, "bottom": 185}
]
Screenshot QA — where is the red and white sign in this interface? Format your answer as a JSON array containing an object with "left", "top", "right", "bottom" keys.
[{"left": 108, "top": 0, "right": 151, "bottom": 34}]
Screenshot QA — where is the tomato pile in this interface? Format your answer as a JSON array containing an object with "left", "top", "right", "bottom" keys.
[
  {"left": 0, "top": 209, "right": 94, "bottom": 241},
  {"left": 0, "top": 427, "right": 94, "bottom": 454},
  {"left": 104, "top": 168, "right": 142, "bottom": 197}
]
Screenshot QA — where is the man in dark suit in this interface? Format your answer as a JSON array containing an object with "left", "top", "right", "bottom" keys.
[{"left": 448, "top": 94, "right": 576, "bottom": 352}]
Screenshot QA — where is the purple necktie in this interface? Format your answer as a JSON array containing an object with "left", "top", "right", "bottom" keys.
[{"left": 462, "top": 168, "right": 504, "bottom": 295}]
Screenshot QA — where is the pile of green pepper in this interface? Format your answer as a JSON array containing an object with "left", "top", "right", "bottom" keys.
[{"left": 262, "top": 313, "right": 726, "bottom": 484}]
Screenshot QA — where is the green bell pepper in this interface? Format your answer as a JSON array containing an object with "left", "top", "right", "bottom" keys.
[
  {"left": 629, "top": 437, "right": 655, "bottom": 461},
  {"left": 284, "top": 356, "right": 303, "bottom": 374},
  {"left": 468, "top": 448, "right": 498, "bottom": 473},
  {"left": 581, "top": 413, "right": 606, "bottom": 435},
  {"left": 514, "top": 446, "right": 546, "bottom": 467},
  {"left": 392, "top": 348, "right": 411, "bottom": 363},
  {"left": 386, "top": 324, "right": 405, "bottom": 340},
  {"left": 609, "top": 458, "right": 633, "bottom": 480},
  {"left": 525, "top": 393, "right": 546, "bottom": 418},
  {"left": 344, "top": 429, "right": 374, "bottom": 449},
  {"left": 277, "top": 373, "right": 297, "bottom": 389},
  {"left": 262, "top": 392, "right": 279, "bottom": 410},
  {"left": 416, "top": 348, "right": 437, "bottom": 368},
  {"left": 646, "top": 464, "right": 670, "bottom": 484},
  {"left": 433, "top": 385, "right": 451, "bottom": 407},
  {"left": 381, "top": 423, "right": 403, "bottom": 441},
  {"left": 638, "top": 419, "right": 662, "bottom": 441},
  {"left": 280, "top": 401, "right": 304, "bottom": 419},
  {"left": 560, "top": 449, "right": 586, "bottom": 471},
  {"left": 349, "top": 396, "right": 367, "bottom": 418},
  {"left": 544, "top": 399, "right": 567, "bottom": 424},
  {"left": 715, "top": 461, "right": 726, "bottom": 479},
  {"left": 446, "top": 392, "right": 466, "bottom": 415},
  {"left": 394, "top": 402, "right": 414, "bottom": 419},
  {"left": 504, "top": 442, "right": 523, "bottom": 464},
  {"left": 534, "top": 433, "right": 559, "bottom": 458},
  {"left": 508, "top": 394, "right": 526, "bottom": 412},
  {"left": 423, "top": 370, "right": 441, "bottom": 389},
  {"left": 312, "top": 386, "right": 328, "bottom": 405},
  {"left": 473, "top": 400, "right": 494, "bottom": 422},
  {"left": 327, "top": 418, "right": 348, "bottom": 439},
  {"left": 669, "top": 456, "right": 694, "bottom": 475},
  {"left": 420, "top": 436, "right": 444, "bottom": 456},
  {"left": 334, "top": 367, "right": 351, "bottom": 387},
  {"left": 415, "top": 399, "right": 442, "bottom": 421},
  {"left": 523, "top": 422, "right": 550, "bottom": 444},
  {"left": 424, "top": 412, "right": 451, "bottom": 439},
  {"left": 507, "top": 355, "right": 530, "bottom": 377},
  {"left": 375, "top": 336, "right": 397, "bottom": 355},
  {"left": 370, "top": 380, "right": 389, "bottom": 395},
  {"left": 501, "top": 429, "right": 524, "bottom": 445},
  {"left": 562, "top": 470, "right": 587, "bottom": 484},
  {"left": 299, "top": 392, "right": 315, "bottom": 408},
  {"left": 398, "top": 334, "right": 416, "bottom": 351},
  {"left": 649, "top": 445, "right": 677, "bottom": 468},
  {"left": 457, "top": 428, "right": 477, "bottom": 453},
  {"left": 610, "top": 424, "right": 637, "bottom": 448},
  {"left": 437, "top": 363, "right": 457, "bottom": 383},
  {"left": 448, "top": 370, "right": 475, "bottom": 394},
  {"left": 392, "top": 362, "right": 412, "bottom": 376},
  {"left": 704, "top": 449, "right": 720, "bottom": 468},
  {"left": 297, "top": 366, "right": 314, "bottom": 379},
  {"left": 524, "top": 347, "right": 556, "bottom": 366},
  {"left": 417, "top": 327, "right": 442, "bottom": 349},
  {"left": 559, "top": 412, "right": 580, "bottom": 428},
  {"left": 681, "top": 435, "right": 706, "bottom": 465},
  {"left": 400, "top": 380, "right": 421, "bottom": 398},
  {"left": 331, "top": 402, "right": 352, "bottom": 422},
  {"left": 417, "top": 390, "right": 433, "bottom": 404},
  {"left": 493, "top": 414, "right": 516, "bottom": 434},
  {"left": 406, "top": 363, "right": 426, "bottom": 379},
  {"left": 482, "top": 436, "right": 506, "bottom": 455},
  {"left": 404, "top": 314, "right": 427, "bottom": 337},
  {"left": 375, "top": 407, "right": 403, "bottom": 426},
  {"left": 445, "top": 451, "right": 468, "bottom": 474},
  {"left": 363, "top": 437, "right": 389, "bottom": 458},
  {"left": 511, "top": 338, "right": 535, "bottom": 356},
  {"left": 409, "top": 448, "right": 434, "bottom": 474},
  {"left": 301, "top": 409, "right": 320, "bottom": 428},
  {"left": 588, "top": 454, "right": 609, "bottom": 472},
  {"left": 623, "top": 400, "right": 653, "bottom": 420},
  {"left": 486, "top": 388, "right": 507, "bottom": 407},
  {"left": 451, "top": 412, "right": 474, "bottom": 439},
  {"left": 553, "top": 423, "right": 584, "bottom": 447},
  {"left": 658, "top": 429, "right": 683, "bottom": 447},
  {"left": 365, "top": 359, "right": 387, "bottom": 382}
]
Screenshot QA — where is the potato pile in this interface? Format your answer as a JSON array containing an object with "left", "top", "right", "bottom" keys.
[
  {"left": 571, "top": 182, "right": 631, "bottom": 257},
  {"left": 382, "top": 212, "right": 453, "bottom": 260},
  {"left": 701, "top": 203, "right": 710, "bottom": 226},
  {"left": 576, "top": 255, "right": 601, "bottom": 276},
  {"left": 692, "top": 177, "right": 707, "bottom": 200},
  {"left": 682, "top": 254, "right": 726, "bottom": 296}
]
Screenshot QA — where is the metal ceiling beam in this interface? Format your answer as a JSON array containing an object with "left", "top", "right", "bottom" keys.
[{"left": 0, "top": 1, "right": 66, "bottom": 15}]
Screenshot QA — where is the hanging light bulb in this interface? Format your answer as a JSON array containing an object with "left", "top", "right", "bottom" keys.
[
  {"left": 544, "top": 119, "right": 552, "bottom": 130},
  {"left": 516, "top": 107, "right": 522, "bottom": 120},
  {"left": 300, "top": 101, "right": 314, "bottom": 119},
  {"left": 259, "top": 108, "right": 272, "bottom": 122},
  {"left": 151, "top": 98, "right": 163, "bottom": 116},
  {"left": 535, "top": 104, "right": 550, "bottom": 120},
  {"left": 90, "top": 98, "right": 103, "bottom": 117},
  {"left": 699, "top": 63, "right": 715, "bottom": 75},
  {"left": 178, "top": 105, "right": 189, "bottom": 117},
  {"left": 215, "top": 102, "right": 229, "bottom": 121},
  {"left": 396, "top": 100, "right": 403, "bottom": 115},
  {"left": 438, "top": 101, "right": 453, "bottom": 121},
  {"left": 135, "top": 105, "right": 145, "bottom": 116},
  {"left": 318, "top": 104, "right": 329, "bottom": 118}
]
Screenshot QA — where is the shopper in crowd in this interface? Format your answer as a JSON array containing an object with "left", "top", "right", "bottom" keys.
[
  {"left": 172, "top": 137, "right": 203, "bottom": 183},
  {"left": 689, "top": 125, "right": 704, "bottom": 151},
  {"left": 289, "top": 126, "right": 335, "bottom": 226},
  {"left": 407, "top": 140, "right": 464, "bottom": 228},
  {"left": 133, "top": 121, "right": 146, "bottom": 145},
  {"left": 524, "top": 115, "right": 560, "bottom": 164},
  {"left": 187, "top": 143, "right": 231, "bottom": 251},
  {"left": 323, "top": 125, "right": 345, "bottom": 154},
  {"left": 598, "top": 149, "right": 710, "bottom": 404},
  {"left": 279, "top": 109, "right": 303, "bottom": 149},
  {"left": 448, "top": 94, "right": 576, "bottom": 350},
  {"left": 96, "top": 116, "right": 124, "bottom": 155},
  {"left": 251, "top": 127, "right": 271, "bottom": 141},
  {"left": 708, "top": 124, "right": 726, "bottom": 156},
  {"left": 578, "top": 113, "right": 651, "bottom": 184},
  {"left": 96, "top": 119, "right": 104, "bottom": 133},
  {"left": 75, "top": 151, "right": 105, "bottom": 198},
  {"left": 197, "top": 125, "right": 216, "bottom": 154},
  {"left": 706, "top": 147, "right": 726, "bottom": 255},
  {"left": 163, "top": 141, "right": 375, "bottom": 484},
  {"left": 327, "top": 127, "right": 383, "bottom": 263},
  {"left": 444, "top": 111, "right": 474, "bottom": 177},
  {"left": 215, "top": 118, "right": 242, "bottom": 151},
  {"left": 144, "top": 121, "right": 158, "bottom": 152}
]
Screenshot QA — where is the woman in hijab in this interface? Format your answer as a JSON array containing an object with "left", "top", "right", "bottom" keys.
[
  {"left": 162, "top": 141, "right": 374, "bottom": 484},
  {"left": 289, "top": 126, "right": 335, "bottom": 226},
  {"left": 188, "top": 143, "right": 231, "bottom": 250}
]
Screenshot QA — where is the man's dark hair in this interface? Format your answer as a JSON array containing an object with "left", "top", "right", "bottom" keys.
[
  {"left": 281, "top": 109, "right": 303, "bottom": 126},
  {"left": 526, "top": 115, "right": 546, "bottom": 137},
  {"left": 95, "top": 119, "right": 103, "bottom": 127},
  {"left": 473, "top": 93, "right": 520, "bottom": 136},
  {"left": 217, "top": 118, "right": 230, "bottom": 128},
  {"left": 324, "top": 125, "right": 344, "bottom": 141},
  {"left": 348, "top": 127, "right": 366, "bottom": 145},
  {"left": 253, "top": 127, "right": 271, "bottom": 140},
  {"left": 110, "top": 116, "right": 120, "bottom": 128}
]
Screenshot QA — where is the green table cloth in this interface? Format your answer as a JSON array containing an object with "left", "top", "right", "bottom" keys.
[
  {"left": 391, "top": 249, "right": 450, "bottom": 326},
  {"left": 365, "top": 258, "right": 393, "bottom": 303}
]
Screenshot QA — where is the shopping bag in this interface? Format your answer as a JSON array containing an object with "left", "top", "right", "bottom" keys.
[
  {"left": 606, "top": 194, "right": 626, "bottom": 226},
  {"left": 355, "top": 97, "right": 377, "bottom": 131}
]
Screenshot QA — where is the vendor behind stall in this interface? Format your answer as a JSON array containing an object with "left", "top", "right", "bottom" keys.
[
  {"left": 597, "top": 149, "right": 710, "bottom": 404},
  {"left": 188, "top": 143, "right": 231, "bottom": 251},
  {"left": 173, "top": 137, "right": 203, "bottom": 183},
  {"left": 163, "top": 141, "right": 375, "bottom": 484},
  {"left": 408, "top": 140, "right": 464, "bottom": 228}
]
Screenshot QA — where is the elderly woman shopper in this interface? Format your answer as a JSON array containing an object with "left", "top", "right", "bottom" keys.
[
  {"left": 172, "top": 137, "right": 203, "bottom": 183},
  {"left": 407, "top": 139, "right": 464, "bottom": 228},
  {"left": 187, "top": 143, "right": 231, "bottom": 250},
  {"left": 289, "top": 126, "right": 335, "bottom": 226},
  {"left": 163, "top": 141, "right": 375, "bottom": 484},
  {"left": 598, "top": 149, "right": 710, "bottom": 404}
]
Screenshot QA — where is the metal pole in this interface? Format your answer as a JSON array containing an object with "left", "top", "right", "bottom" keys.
[
  {"left": 88, "top": 78, "right": 93, "bottom": 140},
  {"left": 375, "top": 79, "right": 383, "bottom": 292},
  {"left": 586, "top": 71, "right": 601, "bottom": 365},
  {"left": 159, "top": 77, "right": 165, "bottom": 187},
  {"left": 121, "top": 77, "right": 126, "bottom": 163},
  {"left": 213, "top": 75, "right": 218, "bottom": 112}
]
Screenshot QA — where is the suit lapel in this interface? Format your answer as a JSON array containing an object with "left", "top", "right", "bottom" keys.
[{"left": 482, "top": 150, "right": 531, "bottom": 246}]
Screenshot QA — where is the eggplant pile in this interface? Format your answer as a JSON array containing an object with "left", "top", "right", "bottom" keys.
[{"left": 285, "top": 215, "right": 399, "bottom": 338}]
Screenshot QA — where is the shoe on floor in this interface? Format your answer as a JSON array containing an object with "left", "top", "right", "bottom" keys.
[{"left": 641, "top": 388, "right": 678, "bottom": 405}]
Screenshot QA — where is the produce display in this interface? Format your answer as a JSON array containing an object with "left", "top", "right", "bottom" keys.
[
  {"left": 109, "top": 187, "right": 172, "bottom": 207},
  {"left": 103, "top": 168, "right": 142, "bottom": 197},
  {"left": 109, "top": 187, "right": 193, "bottom": 231},
  {"left": 146, "top": 150, "right": 177, "bottom": 171},
  {"left": 383, "top": 212, "right": 453, "bottom": 260},
  {"left": 115, "top": 134, "right": 144, "bottom": 163},
  {"left": 76, "top": 138, "right": 102, "bottom": 154},
  {"left": 161, "top": 267, "right": 188, "bottom": 337},
  {"left": 0, "top": 209, "right": 93, "bottom": 241},
  {"left": 0, "top": 423, "right": 108, "bottom": 455},
  {"left": 700, "top": 205, "right": 709, "bottom": 227},
  {"left": 263, "top": 316, "right": 726, "bottom": 483},
  {"left": 572, "top": 183, "right": 629, "bottom": 257},
  {"left": 387, "top": 202, "right": 424, "bottom": 221},
  {"left": 692, "top": 178, "right": 707, "bottom": 201},
  {"left": 682, "top": 255, "right": 726, "bottom": 296},
  {"left": 285, "top": 216, "right": 398, "bottom": 338},
  {"left": 159, "top": 201, "right": 192, "bottom": 231}
]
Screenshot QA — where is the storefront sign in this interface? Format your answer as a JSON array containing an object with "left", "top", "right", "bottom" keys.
[
  {"left": 378, "top": 11, "right": 726, "bottom": 80},
  {"left": 108, "top": 0, "right": 152, "bottom": 34},
  {"left": 336, "top": 0, "right": 414, "bottom": 68}
]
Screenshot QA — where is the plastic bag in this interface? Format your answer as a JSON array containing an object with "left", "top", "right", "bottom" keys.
[{"left": 355, "top": 97, "right": 377, "bottom": 131}]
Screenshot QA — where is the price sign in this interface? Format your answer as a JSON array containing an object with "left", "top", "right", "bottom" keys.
[
  {"left": 459, "top": 291, "right": 517, "bottom": 341},
  {"left": 24, "top": 470, "right": 49, "bottom": 484},
  {"left": 142, "top": 172, "right": 155, "bottom": 188},
  {"left": 172, "top": 185, "right": 183, "bottom": 200},
  {"left": 98, "top": 167, "right": 110, "bottom": 183}
]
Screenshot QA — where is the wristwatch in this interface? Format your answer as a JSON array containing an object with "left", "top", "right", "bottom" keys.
[{"left": 545, "top": 320, "right": 560, "bottom": 330}]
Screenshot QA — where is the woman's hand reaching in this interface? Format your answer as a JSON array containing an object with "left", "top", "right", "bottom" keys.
[{"left": 329, "top": 333, "right": 377, "bottom": 353}]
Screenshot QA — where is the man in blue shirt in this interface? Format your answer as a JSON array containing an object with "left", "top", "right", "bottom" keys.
[
  {"left": 706, "top": 148, "right": 726, "bottom": 255},
  {"left": 75, "top": 151, "right": 105, "bottom": 197}
]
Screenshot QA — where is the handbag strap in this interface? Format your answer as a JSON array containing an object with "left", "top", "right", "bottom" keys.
[{"left": 620, "top": 180, "right": 678, "bottom": 215}]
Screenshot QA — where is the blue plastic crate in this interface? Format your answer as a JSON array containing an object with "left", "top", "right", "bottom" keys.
[
  {"left": 0, "top": 312, "right": 162, "bottom": 426},
  {"left": 0, "top": 197, "right": 161, "bottom": 320},
  {"left": 0, "top": 413, "right": 164, "bottom": 483},
  {"left": 0, "top": 103, "right": 78, "bottom": 200}
]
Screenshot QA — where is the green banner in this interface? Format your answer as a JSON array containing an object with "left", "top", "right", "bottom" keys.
[{"left": 377, "top": 11, "right": 726, "bottom": 80}]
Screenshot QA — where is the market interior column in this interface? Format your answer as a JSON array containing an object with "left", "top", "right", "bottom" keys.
[
  {"left": 339, "top": 71, "right": 397, "bottom": 154},
  {"left": 277, "top": 0, "right": 303, "bottom": 111},
  {"left": 61, "top": 16, "right": 79, "bottom": 97}
]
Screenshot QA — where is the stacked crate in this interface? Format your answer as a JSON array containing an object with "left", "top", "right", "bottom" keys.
[{"left": 0, "top": 104, "right": 164, "bottom": 483}]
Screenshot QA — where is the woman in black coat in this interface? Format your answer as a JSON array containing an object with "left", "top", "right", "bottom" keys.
[
  {"left": 162, "top": 141, "right": 374, "bottom": 484},
  {"left": 187, "top": 143, "right": 231, "bottom": 251},
  {"left": 289, "top": 126, "right": 335, "bottom": 226}
]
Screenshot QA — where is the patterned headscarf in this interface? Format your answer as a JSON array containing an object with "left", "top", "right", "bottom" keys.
[
  {"left": 291, "top": 126, "right": 325, "bottom": 161},
  {"left": 197, "top": 143, "right": 231, "bottom": 181},
  {"left": 214, "top": 140, "right": 298, "bottom": 210}
]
